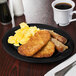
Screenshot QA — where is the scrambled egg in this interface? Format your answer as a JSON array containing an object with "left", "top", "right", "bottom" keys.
[{"left": 8, "top": 22, "right": 40, "bottom": 46}]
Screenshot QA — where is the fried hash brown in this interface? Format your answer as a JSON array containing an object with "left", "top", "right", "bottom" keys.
[
  {"left": 18, "top": 30, "right": 50, "bottom": 56},
  {"left": 33, "top": 41, "right": 55, "bottom": 58}
]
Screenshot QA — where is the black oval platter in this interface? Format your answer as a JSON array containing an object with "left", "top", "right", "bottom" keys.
[{"left": 2, "top": 24, "right": 74, "bottom": 63}]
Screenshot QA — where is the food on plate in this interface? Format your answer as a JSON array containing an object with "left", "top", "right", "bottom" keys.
[
  {"left": 18, "top": 30, "right": 50, "bottom": 56},
  {"left": 49, "top": 30, "right": 67, "bottom": 44},
  {"left": 8, "top": 22, "right": 40, "bottom": 46},
  {"left": 51, "top": 38, "right": 68, "bottom": 52},
  {"left": 8, "top": 22, "right": 69, "bottom": 58},
  {"left": 33, "top": 41, "right": 55, "bottom": 58}
]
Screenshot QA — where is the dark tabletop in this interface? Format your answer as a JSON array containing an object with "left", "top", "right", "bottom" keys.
[{"left": 0, "top": 0, "right": 76, "bottom": 76}]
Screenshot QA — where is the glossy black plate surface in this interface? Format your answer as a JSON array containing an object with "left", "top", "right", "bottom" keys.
[{"left": 2, "top": 24, "right": 74, "bottom": 63}]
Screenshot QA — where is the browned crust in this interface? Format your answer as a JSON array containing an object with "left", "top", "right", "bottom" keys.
[
  {"left": 49, "top": 30, "right": 67, "bottom": 44},
  {"left": 33, "top": 41, "right": 55, "bottom": 58},
  {"left": 18, "top": 30, "right": 50, "bottom": 56},
  {"left": 51, "top": 38, "right": 68, "bottom": 52}
]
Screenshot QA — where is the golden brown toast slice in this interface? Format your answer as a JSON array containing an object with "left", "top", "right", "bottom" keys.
[{"left": 18, "top": 30, "right": 50, "bottom": 56}]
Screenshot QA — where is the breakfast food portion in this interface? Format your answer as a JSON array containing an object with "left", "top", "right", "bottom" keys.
[
  {"left": 49, "top": 30, "right": 67, "bottom": 44},
  {"left": 51, "top": 38, "right": 68, "bottom": 52},
  {"left": 8, "top": 22, "right": 40, "bottom": 46},
  {"left": 18, "top": 30, "right": 50, "bottom": 56},
  {"left": 33, "top": 41, "right": 55, "bottom": 58},
  {"left": 8, "top": 22, "right": 68, "bottom": 58}
]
